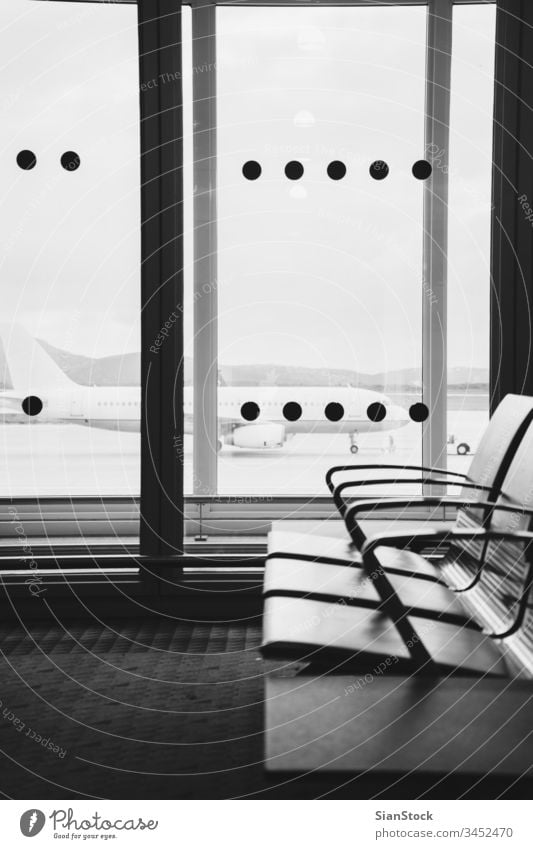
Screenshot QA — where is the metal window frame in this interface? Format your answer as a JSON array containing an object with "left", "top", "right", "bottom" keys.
[
  {"left": 490, "top": 0, "right": 533, "bottom": 411},
  {"left": 38, "top": 1, "right": 494, "bottom": 5},
  {"left": 192, "top": 0, "right": 219, "bottom": 496},
  {"left": 21, "top": 0, "right": 186, "bottom": 565},
  {"left": 20, "top": 0, "right": 495, "bottom": 559},
  {"left": 0, "top": 495, "right": 455, "bottom": 553},
  {"left": 422, "top": 0, "right": 452, "bottom": 486}
]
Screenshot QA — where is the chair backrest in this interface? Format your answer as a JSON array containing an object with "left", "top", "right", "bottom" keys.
[
  {"left": 483, "top": 425, "right": 533, "bottom": 643},
  {"left": 443, "top": 396, "right": 533, "bottom": 588},
  {"left": 459, "top": 393, "right": 533, "bottom": 505},
  {"left": 455, "top": 423, "right": 533, "bottom": 675}
]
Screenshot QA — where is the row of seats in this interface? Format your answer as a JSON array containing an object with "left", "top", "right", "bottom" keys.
[
  {"left": 261, "top": 394, "right": 533, "bottom": 778},
  {"left": 261, "top": 393, "right": 533, "bottom": 679}
]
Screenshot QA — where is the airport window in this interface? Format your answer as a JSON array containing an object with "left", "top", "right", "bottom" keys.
[
  {"left": 184, "top": 0, "right": 496, "bottom": 532},
  {"left": 213, "top": 3, "right": 426, "bottom": 497},
  {"left": 0, "top": 0, "right": 496, "bottom": 551},
  {"left": 0, "top": 1, "right": 140, "bottom": 516}
]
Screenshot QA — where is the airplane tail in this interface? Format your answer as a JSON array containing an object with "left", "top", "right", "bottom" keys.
[{"left": 1, "top": 325, "right": 75, "bottom": 395}]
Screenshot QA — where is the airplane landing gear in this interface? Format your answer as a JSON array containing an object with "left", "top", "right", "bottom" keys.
[{"left": 349, "top": 432, "right": 359, "bottom": 455}]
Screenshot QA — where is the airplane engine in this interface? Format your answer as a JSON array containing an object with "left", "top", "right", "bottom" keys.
[{"left": 227, "top": 424, "right": 285, "bottom": 449}]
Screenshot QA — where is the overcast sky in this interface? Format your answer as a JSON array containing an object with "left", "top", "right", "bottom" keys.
[
  {"left": 214, "top": 4, "right": 495, "bottom": 375},
  {"left": 0, "top": 0, "right": 140, "bottom": 360},
  {"left": 0, "top": 1, "right": 495, "bottom": 377}
]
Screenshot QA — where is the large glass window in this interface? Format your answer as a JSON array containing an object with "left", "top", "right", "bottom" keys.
[
  {"left": 0, "top": 0, "right": 140, "bottom": 499},
  {"left": 183, "top": 1, "right": 496, "bottom": 514},
  {"left": 215, "top": 5, "right": 427, "bottom": 496},
  {"left": 0, "top": 0, "right": 497, "bottom": 548}
]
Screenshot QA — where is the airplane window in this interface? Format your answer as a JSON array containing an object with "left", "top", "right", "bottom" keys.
[
  {"left": 412, "top": 159, "right": 431, "bottom": 180},
  {"left": 242, "top": 160, "right": 261, "bottom": 180},
  {"left": 241, "top": 401, "right": 260, "bottom": 421},
  {"left": 324, "top": 402, "right": 344, "bottom": 422},
  {"left": 327, "top": 161, "right": 346, "bottom": 181},
  {"left": 409, "top": 402, "right": 429, "bottom": 422},
  {"left": 16, "top": 150, "right": 36, "bottom": 170},
  {"left": 283, "top": 401, "right": 302, "bottom": 422},
  {"left": 60, "top": 151, "right": 80, "bottom": 172},
  {"left": 369, "top": 160, "right": 389, "bottom": 180},
  {"left": 284, "top": 161, "right": 304, "bottom": 180},
  {"left": 367, "top": 402, "right": 386, "bottom": 422}
]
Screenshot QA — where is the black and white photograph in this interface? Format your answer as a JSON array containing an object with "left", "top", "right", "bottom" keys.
[{"left": 0, "top": 0, "right": 531, "bottom": 839}]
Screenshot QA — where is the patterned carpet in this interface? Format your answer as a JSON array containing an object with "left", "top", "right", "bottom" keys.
[
  {"left": 0, "top": 618, "right": 271, "bottom": 799},
  {"left": 0, "top": 617, "right": 529, "bottom": 799}
]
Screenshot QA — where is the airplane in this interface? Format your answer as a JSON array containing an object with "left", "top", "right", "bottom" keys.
[{"left": 0, "top": 327, "right": 410, "bottom": 453}]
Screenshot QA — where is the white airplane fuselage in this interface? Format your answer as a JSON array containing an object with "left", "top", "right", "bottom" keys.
[
  {"left": 2, "top": 384, "right": 410, "bottom": 441},
  {"left": 0, "top": 328, "right": 411, "bottom": 450}
]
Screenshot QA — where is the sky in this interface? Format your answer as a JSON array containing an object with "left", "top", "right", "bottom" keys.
[
  {"left": 0, "top": 1, "right": 495, "bottom": 377},
  {"left": 0, "top": 0, "right": 141, "bottom": 359},
  {"left": 213, "top": 4, "right": 495, "bottom": 375}
]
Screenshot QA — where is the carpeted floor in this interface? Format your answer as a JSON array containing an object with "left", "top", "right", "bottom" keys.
[
  {"left": 0, "top": 618, "right": 272, "bottom": 799},
  {"left": 0, "top": 617, "right": 530, "bottom": 799}
]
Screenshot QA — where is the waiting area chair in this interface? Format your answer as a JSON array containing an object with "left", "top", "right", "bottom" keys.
[{"left": 261, "top": 396, "right": 533, "bottom": 778}]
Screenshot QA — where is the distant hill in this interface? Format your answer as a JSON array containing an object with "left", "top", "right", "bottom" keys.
[
  {"left": 220, "top": 363, "right": 489, "bottom": 390},
  {"left": 0, "top": 339, "right": 489, "bottom": 391}
]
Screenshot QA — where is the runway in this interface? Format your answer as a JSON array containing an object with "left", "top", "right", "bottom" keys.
[{"left": 0, "top": 408, "right": 488, "bottom": 497}]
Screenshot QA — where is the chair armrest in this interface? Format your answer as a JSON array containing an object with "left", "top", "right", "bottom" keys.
[
  {"left": 338, "top": 478, "right": 493, "bottom": 519},
  {"left": 325, "top": 463, "right": 467, "bottom": 493},
  {"left": 337, "top": 477, "right": 491, "bottom": 504},
  {"left": 362, "top": 527, "right": 533, "bottom": 642},
  {"left": 345, "top": 495, "right": 533, "bottom": 528},
  {"left": 337, "top": 478, "right": 492, "bottom": 525}
]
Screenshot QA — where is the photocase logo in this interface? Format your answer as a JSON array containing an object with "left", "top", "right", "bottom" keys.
[{"left": 20, "top": 810, "right": 46, "bottom": 837}]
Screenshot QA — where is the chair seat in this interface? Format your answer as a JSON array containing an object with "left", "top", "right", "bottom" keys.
[
  {"left": 264, "top": 557, "right": 475, "bottom": 627},
  {"left": 268, "top": 529, "right": 442, "bottom": 579},
  {"left": 262, "top": 596, "right": 509, "bottom": 676}
]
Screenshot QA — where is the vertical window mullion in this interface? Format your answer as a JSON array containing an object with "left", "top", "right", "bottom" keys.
[
  {"left": 138, "top": 0, "right": 184, "bottom": 558},
  {"left": 423, "top": 0, "right": 452, "bottom": 489},
  {"left": 192, "top": 0, "right": 218, "bottom": 496},
  {"left": 491, "top": 0, "right": 533, "bottom": 409}
]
